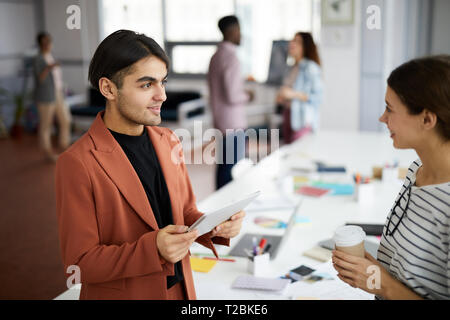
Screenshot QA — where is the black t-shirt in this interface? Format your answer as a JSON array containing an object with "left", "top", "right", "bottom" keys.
[{"left": 109, "top": 128, "right": 183, "bottom": 289}]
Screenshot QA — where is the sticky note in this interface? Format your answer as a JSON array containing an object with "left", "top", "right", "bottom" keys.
[{"left": 190, "top": 257, "right": 217, "bottom": 273}]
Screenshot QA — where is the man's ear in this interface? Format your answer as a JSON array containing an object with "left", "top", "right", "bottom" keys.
[
  {"left": 422, "top": 109, "right": 438, "bottom": 131},
  {"left": 98, "top": 77, "right": 118, "bottom": 101}
]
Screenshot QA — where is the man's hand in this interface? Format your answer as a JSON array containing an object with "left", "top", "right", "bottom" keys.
[
  {"left": 246, "top": 89, "right": 255, "bottom": 103},
  {"left": 210, "top": 210, "right": 245, "bottom": 239},
  {"left": 156, "top": 225, "right": 198, "bottom": 264}
]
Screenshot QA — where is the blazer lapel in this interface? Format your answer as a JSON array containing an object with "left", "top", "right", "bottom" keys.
[
  {"left": 88, "top": 112, "right": 159, "bottom": 230},
  {"left": 147, "top": 127, "right": 182, "bottom": 226}
]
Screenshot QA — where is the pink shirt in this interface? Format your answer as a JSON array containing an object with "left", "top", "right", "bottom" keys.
[{"left": 207, "top": 41, "right": 249, "bottom": 134}]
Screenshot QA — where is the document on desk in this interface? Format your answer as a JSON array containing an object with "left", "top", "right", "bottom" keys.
[
  {"left": 188, "top": 191, "right": 261, "bottom": 236},
  {"left": 289, "top": 279, "right": 373, "bottom": 300},
  {"left": 287, "top": 262, "right": 374, "bottom": 300}
]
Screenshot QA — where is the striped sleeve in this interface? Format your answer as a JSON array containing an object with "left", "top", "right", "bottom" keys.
[{"left": 448, "top": 229, "right": 450, "bottom": 297}]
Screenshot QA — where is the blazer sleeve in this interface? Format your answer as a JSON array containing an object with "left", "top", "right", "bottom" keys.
[
  {"left": 168, "top": 130, "right": 230, "bottom": 257},
  {"left": 55, "top": 151, "right": 171, "bottom": 284}
]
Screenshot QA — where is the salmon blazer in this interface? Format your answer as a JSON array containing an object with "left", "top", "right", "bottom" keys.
[{"left": 55, "top": 111, "right": 229, "bottom": 299}]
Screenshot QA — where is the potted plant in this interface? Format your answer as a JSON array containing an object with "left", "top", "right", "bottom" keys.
[{"left": 10, "top": 93, "right": 27, "bottom": 139}]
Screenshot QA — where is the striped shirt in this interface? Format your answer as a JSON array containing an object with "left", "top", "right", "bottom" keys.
[{"left": 376, "top": 159, "right": 450, "bottom": 299}]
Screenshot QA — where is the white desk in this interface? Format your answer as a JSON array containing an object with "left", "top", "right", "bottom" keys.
[{"left": 54, "top": 130, "right": 417, "bottom": 300}]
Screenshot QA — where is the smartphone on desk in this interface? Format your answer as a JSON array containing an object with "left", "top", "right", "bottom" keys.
[{"left": 288, "top": 265, "right": 315, "bottom": 281}]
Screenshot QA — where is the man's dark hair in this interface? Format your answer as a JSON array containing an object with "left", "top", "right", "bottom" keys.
[
  {"left": 218, "top": 15, "right": 239, "bottom": 36},
  {"left": 88, "top": 29, "right": 170, "bottom": 91},
  {"left": 36, "top": 31, "right": 50, "bottom": 46}
]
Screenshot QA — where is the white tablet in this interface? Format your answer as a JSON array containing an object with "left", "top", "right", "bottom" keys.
[{"left": 188, "top": 191, "right": 261, "bottom": 236}]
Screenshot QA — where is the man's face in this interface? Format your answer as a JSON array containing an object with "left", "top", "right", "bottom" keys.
[
  {"left": 40, "top": 36, "right": 52, "bottom": 52},
  {"left": 229, "top": 24, "right": 241, "bottom": 46},
  {"left": 235, "top": 24, "right": 242, "bottom": 46},
  {"left": 116, "top": 56, "right": 167, "bottom": 127}
]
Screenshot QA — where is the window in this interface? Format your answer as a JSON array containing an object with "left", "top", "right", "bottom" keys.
[
  {"left": 100, "top": 0, "right": 320, "bottom": 81},
  {"left": 236, "top": 0, "right": 317, "bottom": 81},
  {"left": 101, "top": 0, "right": 164, "bottom": 47},
  {"left": 165, "top": 0, "right": 234, "bottom": 41}
]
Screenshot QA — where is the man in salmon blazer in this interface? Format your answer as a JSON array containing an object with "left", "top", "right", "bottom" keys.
[{"left": 55, "top": 30, "right": 245, "bottom": 300}]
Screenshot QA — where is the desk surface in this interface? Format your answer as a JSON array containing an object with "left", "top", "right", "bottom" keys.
[{"left": 55, "top": 130, "right": 417, "bottom": 300}]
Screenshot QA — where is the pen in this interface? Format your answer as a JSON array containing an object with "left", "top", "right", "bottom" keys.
[
  {"left": 258, "top": 238, "right": 267, "bottom": 255},
  {"left": 252, "top": 237, "right": 258, "bottom": 256},
  {"left": 244, "top": 248, "right": 254, "bottom": 258},
  {"left": 203, "top": 257, "right": 236, "bottom": 262},
  {"left": 262, "top": 243, "right": 271, "bottom": 254}
]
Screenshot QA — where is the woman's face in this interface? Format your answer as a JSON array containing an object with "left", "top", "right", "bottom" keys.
[
  {"left": 379, "top": 86, "right": 423, "bottom": 149},
  {"left": 288, "top": 35, "right": 303, "bottom": 61}
]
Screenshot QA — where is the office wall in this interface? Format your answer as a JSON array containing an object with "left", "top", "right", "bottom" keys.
[
  {"left": 431, "top": 0, "right": 450, "bottom": 54},
  {"left": 0, "top": 0, "right": 38, "bottom": 77},
  {"left": 42, "top": 0, "right": 100, "bottom": 96},
  {"left": 359, "top": 0, "right": 435, "bottom": 133},
  {"left": 0, "top": 0, "right": 41, "bottom": 129},
  {"left": 319, "top": 0, "right": 362, "bottom": 132}
]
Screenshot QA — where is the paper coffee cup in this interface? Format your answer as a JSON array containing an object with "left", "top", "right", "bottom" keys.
[{"left": 333, "top": 225, "right": 366, "bottom": 258}]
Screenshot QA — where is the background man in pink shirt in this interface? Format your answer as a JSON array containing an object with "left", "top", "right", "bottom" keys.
[{"left": 207, "top": 15, "right": 253, "bottom": 189}]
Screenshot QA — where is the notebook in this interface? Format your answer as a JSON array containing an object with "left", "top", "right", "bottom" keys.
[{"left": 232, "top": 275, "right": 291, "bottom": 292}]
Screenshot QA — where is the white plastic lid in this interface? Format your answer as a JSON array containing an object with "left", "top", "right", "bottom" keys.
[{"left": 333, "top": 225, "right": 366, "bottom": 247}]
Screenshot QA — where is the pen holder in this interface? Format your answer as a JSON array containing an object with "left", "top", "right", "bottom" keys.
[
  {"left": 247, "top": 253, "right": 270, "bottom": 277},
  {"left": 354, "top": 183, "right": 374, "bottom": 204}
]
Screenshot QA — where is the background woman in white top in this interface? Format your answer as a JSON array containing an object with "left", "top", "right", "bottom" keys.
[
  {"left": 332, "top": 55, "right": 450, "bottom": 299},
  {"left": 33, "top": 32, "right": 72, "bottom": 162}
]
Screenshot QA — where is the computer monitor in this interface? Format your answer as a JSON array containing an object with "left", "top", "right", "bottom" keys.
[{"left": 266, "top": 40, "right": 290, "bottom": 86}]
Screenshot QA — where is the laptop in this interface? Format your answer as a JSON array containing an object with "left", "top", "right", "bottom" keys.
[{"left": 228, "top": 201, "right": 302, "bottom": 260}]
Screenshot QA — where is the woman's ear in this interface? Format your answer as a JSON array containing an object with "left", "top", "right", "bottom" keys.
[
  {"left": 422, "top": 109, "right": 438, "bottom": 131},
  {"left": 98, "top": 77, "right": 117, "bottom": 101}
]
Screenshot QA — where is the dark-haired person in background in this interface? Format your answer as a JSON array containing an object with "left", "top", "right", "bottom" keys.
[
  {"left": 276, "top": 32, "right": 323, "bottom": 144},
  {"left": 55, "top": 30, "right": 245, "bottom": 300},
  {"left": 332, "top": 55, "right": 450, "bottom": 299},
  {"left": 208, "top": 15, "right": 253, "bottom": 189},
  {"left": 33, "top": 32, "right": 72, "bottom": 161}
]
